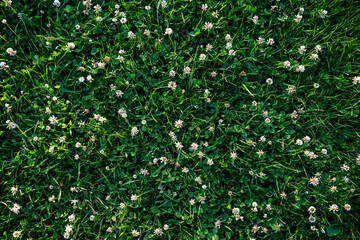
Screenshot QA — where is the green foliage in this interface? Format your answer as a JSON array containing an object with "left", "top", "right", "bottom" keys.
[{"left": 0, "top": 0, "right": 360, "bottom": 239}]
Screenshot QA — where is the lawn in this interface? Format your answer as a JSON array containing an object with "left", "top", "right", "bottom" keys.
[{"left": 1, "top": 0, "right": 360, "bottom": 239}]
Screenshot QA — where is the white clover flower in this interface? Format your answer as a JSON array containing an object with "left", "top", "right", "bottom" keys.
[
  {"left": 183, "top": 66, "right": 191, "bottom": 74},
  {"left": 303, "top": 136, "right": 311, "bottom": 143},
  {"left": 232, "top": 207, "right": 240, "bottom": 215},
  {"left": 212, "top": 11, "right": 219, "bottom": 18},
  {"left": 160, "top": 0, "right": 167, "bottom": 8},
  {"left": 117, "top": 55, "right": 124, "bottom": 63},
  {"left": 283, "top": 61, "right": 291, "bottom": 68},
  {"left": 49, "top": 115, "right": 58, "bottom": 125},
  {"left": 11, "top": 187, "right": 18, "bottom": 196},
  {"left": 341, "top": 164, "right": 350, "bottom": 171},
  {"left": 201, "top": 4, "right": 208, "bottom": 11},
  {"left": 315, "top": 45, "right": 322, "bottom": 53},
  {"left": 97, "top": 62, "right": 105, "bottom": 69},
  {"left": 3, "top": 0, "right": 13, "bottom": 7},
  {"left": 143, "top": 29, "right": 150, "bottom": 36},
  {"left": 118, "top": 108, "right": 127, "bottom": 118},
  {"left": 319, "top": 9, "right": 328, "bottom": 18},
  {"left": 48, "top": 146, "right": 55, "bottom": 153},
  {"left": 63, "top": 232, "right": 70, "bottom": 239},
  {"left": 6, "top": 120, "right": 17, "bottom": 129},
  {"left": 308, "top": 206, "right": 316, "bottom": 214},
  {"left": 199, "top": 53, "right": 206, "bottom": 61},
  {"left": 353, "top": 76, "right": 360, "bottom": 85},
  {"left": 6, "top": 48, "right": 17, "bottom": 56},
  {"left": 344, "top": 204, "right": 351, "bottom": 211},
  {"left": 286, "top": 85, "right": 296, "bottom": 93},
  {"left": 174, "top": 141, "right": 183, "bottom": 150},
  {"left": 53, "top": 0, "right": 60, "bottom": 7},
  {"left": 256, "top": 149, "right": 264, "bottom": 157},
  {"left": 214, "top": 219, "right": 221, "bottom": 228},
  {"left": 298, "top": 45, "right": 306, "bottom": 54},
  {"left": 228, "top": 49, "right": 236, "bottom": 56},
  {"left": 296, "top": 65, "right": 305, "bottom": 72},
  {"left": 182, "top": 167, "right": 189, "bottom": 173},
  {"left": 309, "top": 215, "right": 316, "bottom": 223},
  {"left": 132, "top": 229, "right": 140, "bottom": 237},
  {"left": 128, "top": 31, "right": 135, "bottom": 39},
  {"left": 309, "top": 176, "right": 319, "bottom": 186},
  {"left": 190, "top": 142, "right": 199, "bottom": 151},
  {"left": 257, "top": 37, "right": 265, "bottom": 44},
  {"left": 131, "top": 126, "right": 139, "bottom": 137},
  {"left": 65, "top": 224, "right": 73, "bottom": 233},
  {"left": 115, "top": 90, "right": 123, "bottom": 98},
  {"left": 225, "top": 34, "right": 231, "bottom": 42},
  {"left": 120, "top": 17, "right": 127, "bottom": 24},
  {"left": 48, "top": 195, "right": 55, "bottom": 202},
  {"left": 131, "top": 194, "right": 139, "bottom": 201},
  {"left": 154, "top": 228, "right": 163, "bottom": 235},
  {"left": 68, "top": 214, "right": 75, "bottom": 222},
  {"left": 145, "top": 5, "right": 151, "bottom": 11},
  {"left": 168, "top": 81, "right": 177, "bottom": 90},
  {"left": 267, "top": 38, "right": 274, "bottom": 45},
  {"left": 94, "top": 4, "right": 102, "bottom": 13},
  {"left": 225, "top": 42, "right": 232, "bottom": 50},
  {"left": 13, "top": 231, "right": 22, "bottom": 238},
  {"left": 10, "top": 203, "right": 21, "bottom": 214},
  {"left": 165, "top": 28, "right": 173, "bottom": 35},
  {"left": 230, "top": 152, "right": 237, "bottom": 160},
  {"left": 266, "top": 78, "right": 273, "bottom": 85},
  {"left": 294, "top": 14, "right": 303, "bottom": 23},
  {"left": 66, "top": 42, "right": 75, "bottom": 51},
  {"left": 195, "top": 177, "right": 202, "bottom": 184},
  {"left": 0, "top": 61, "right": 9, "bottom": 70},
  {"left": 204, "top": 22, "right": 213, "bottom": 30},
  {"left": 329, "top": 204, "right": 339, "bottom": 213},
  {"left": 309, "top": 53, "right": 319, "bottom": 61}
]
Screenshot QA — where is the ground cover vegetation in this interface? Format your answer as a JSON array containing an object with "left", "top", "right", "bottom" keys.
[{"left": 1, "top": 0, "right": 360, "bottom": 239}]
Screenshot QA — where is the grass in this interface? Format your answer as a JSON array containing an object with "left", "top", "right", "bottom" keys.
[{"left": 1, "top": 0, "right": 360, "bottom": 239}]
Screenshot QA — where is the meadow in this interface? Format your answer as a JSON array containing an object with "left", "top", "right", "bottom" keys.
[{"left": 1, "top": 0, "right": 360, "bottom": 239}]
